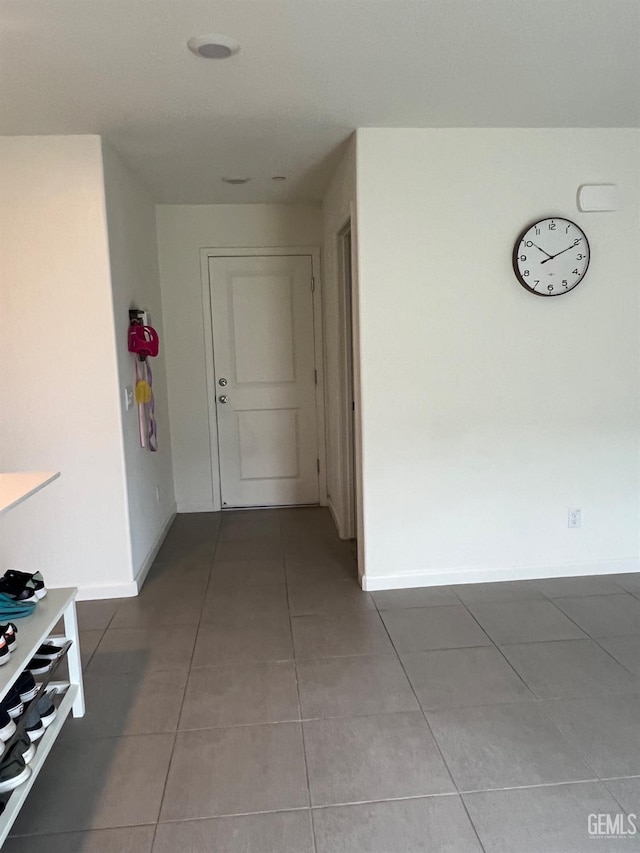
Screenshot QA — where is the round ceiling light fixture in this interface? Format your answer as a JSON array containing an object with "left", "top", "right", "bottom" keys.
[
  {"left": 187, "top": 34, "right": 240, "bottom": 60},
  {"left": 222, "top": 177, "right": 250, "bottom": 185}
]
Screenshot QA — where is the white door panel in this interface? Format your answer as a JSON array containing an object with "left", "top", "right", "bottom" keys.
[{"left": 209, "top": 255, "right": 319, "bottom": 507}]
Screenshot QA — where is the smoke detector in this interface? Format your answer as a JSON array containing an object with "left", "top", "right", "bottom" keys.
[{"left": 187, "top": 34, "right": 240, "bottom": 60}]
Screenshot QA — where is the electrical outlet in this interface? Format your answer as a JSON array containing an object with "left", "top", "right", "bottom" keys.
[{"left": 568, "top": 508, "right": 582, "bottom": 528}]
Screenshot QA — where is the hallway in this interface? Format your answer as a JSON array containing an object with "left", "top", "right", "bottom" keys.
[{"left": 6, "top": 507, "right": 640, "bottom": 851}]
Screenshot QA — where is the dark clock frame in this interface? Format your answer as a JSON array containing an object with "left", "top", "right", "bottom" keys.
[{"left": 512, "top": 216, "right": 591, "bottom": 297}]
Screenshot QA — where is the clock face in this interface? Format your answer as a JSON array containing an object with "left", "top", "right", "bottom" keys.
[{"left": 513, "top": 217, "right": 590, "bottom": 297}]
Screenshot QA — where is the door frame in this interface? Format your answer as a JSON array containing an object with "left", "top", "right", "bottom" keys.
[
  {"left": 200, "top": 246, "right": 327, "bottom": 511},
  {"left": 336, "top": 220, "right": 357, "bottom": 540}
]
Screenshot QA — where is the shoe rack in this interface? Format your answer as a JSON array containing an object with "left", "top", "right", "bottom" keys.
[{"left": 0, "top": 472, "right": 85, "bottom": 845}]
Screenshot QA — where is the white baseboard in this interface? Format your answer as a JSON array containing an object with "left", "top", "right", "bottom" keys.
[
  {"left": 69, "top": 507, "right": 177, "bottom": 601},
  {"left": 73, "top": 581, "right": 139, "bottom": 601},
  {"left": 361, "top": 557, "right": 640, "bottom": 591},
  {"left": 177, "top": 501, "right": 218, "bottom": 513},
  {"left": 133, "top": 507, "right": 177, "bottom": 593}
]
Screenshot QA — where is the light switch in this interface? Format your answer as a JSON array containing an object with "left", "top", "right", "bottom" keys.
[{"left": 124, "top": 386, "right": 134, "bottom": 411}]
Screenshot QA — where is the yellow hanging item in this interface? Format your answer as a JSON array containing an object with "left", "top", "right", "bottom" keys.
[{"left": 135, "top": 379, "right": 152, "bottom": 404}]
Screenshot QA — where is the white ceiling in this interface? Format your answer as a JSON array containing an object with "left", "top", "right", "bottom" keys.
[{"left": 1, "top": 0, "right": 639, "bottom": 204}]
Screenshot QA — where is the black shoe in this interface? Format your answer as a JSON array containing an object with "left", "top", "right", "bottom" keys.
[
  {"left": 8, "top": 734, "right": 35, "bottom": 766},
  {"left": 27, "top": 658, "right": 52, "bottom": 676},
  {"left": 0, "top": 751, "right": 30, "bottom": 793},
  {"left": 0, "top": 577, "right": 36, "bottom": 603},
  {"left": 35, "top": 642, "right": 64, "bottom": 661},
  {"left": 15, "top": 672, "right": 37, "bottom": 703},
  {"left": 0, "top": 688, "right": 23, "bottom": 720},
  {"left": 23, "top": 705, "right": 44, "bottom": 742},
  {"left": 0, "top": 710, "right": 16, "bottom": 743},
  {"left": 36, "top": 690, "right": 57, "bottom": 728},
  {"left": 3, "top": 570, "right": 47, "bottom": 600},
  {"left": 0, "top": 624, "right": 17, "bottom": 653},
  {"left": 0, "top": 635, "right": 10, "bottom": 667}
]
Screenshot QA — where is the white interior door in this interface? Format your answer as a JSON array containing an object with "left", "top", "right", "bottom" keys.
[{"left": 209, "top": 255, "right": 320, "bottom": 508}]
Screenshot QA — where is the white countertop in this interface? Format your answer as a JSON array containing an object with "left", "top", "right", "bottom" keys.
[{"left": 0, "top": 472, "right": 60, "bottom": 518}]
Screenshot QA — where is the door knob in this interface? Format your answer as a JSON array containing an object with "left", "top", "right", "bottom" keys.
[
  {"left": 218, "top": 395, "right": 229, "bottom": 404},
  {"left": 218, "top": 377, "right": 228, "bottom": 386}
]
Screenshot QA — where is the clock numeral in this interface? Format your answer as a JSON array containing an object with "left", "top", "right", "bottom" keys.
[
  {"left": 572, "top": 268, "right": 579, "bottom": 275},
  {"left": 535, "top": 227, "right": 541, "bottom": 235},
  {"left": 523, "top": 240, "right": 533, "bottom": 247},
  {"left": 573, "top": 238, "right": 581, "bottom": 246},
  {"left": 562, "top": 279, "right": 569, "bottom": 287},
  {"left": 547, "top": 284, "right": 554, "bottom": 291},
  {"left": 565, "top": 225, "right": 571, "bottom": 233},
  {"left": 519, "top": 255, "right": 527, "bottom": 261},
  {"left": 576, "top": 254, "right": 584, "bottom": 260},
  {"left": 534, "top": 280, "right": 540, "bottom": 285},
  {"left": 523, "top": 270, "right": 530, "bottom": 277},
  {"left": 548, "top": 221, "right": 556, "bottom": 231}
]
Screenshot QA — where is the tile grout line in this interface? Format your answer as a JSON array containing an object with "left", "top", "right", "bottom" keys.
[
  {"left": 447, "top": 600, "right": 611, "bottom": 787},
  {"left": 81, "top": 626, "right": 107, "bottom": 673},
  {"left": 149, "top": 517, "right": 221, "bottom": 850},
  {"left": 603, "top": 780, "right": 640, "bottom": 820},
  {"left": 459, "top": 776, "right": 609, "bottom": 795},
  {"left": 374, "top": 599, "right": 464, "bottom": 800},
  {"left": 544, "top": 592, "right": 640, "bottom": 674},
  {"left": 457, "top": 794, "right": 489, "bottom": 853},
  {"left": 384, "top": 620, "right": 491, "bottom": 850},
  {"left": 13, "top": 776, "right": 640, "bottom": 841},
  {"left": 454, "top": 601, "right": 543, "bottom": 700},
  {"left": 535, "top": 593, "right": 640, "bottom": 676},
  {"left": 451, "top": 592, "right": 640, "bottom": 695},
  {"left": 282, "top": 515, "right": 318, "bottom": 853}
]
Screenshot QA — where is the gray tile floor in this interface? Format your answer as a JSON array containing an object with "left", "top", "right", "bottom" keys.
[{"left": 6, "top": 508, "right": 640, "bottom": 852}]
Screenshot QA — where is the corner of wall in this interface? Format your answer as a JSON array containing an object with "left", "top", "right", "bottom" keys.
[{"left": 101, "top": 143, "right": 176, "bottom": 584}]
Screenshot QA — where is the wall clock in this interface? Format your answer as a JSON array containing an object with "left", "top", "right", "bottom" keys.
[{"left": 513, "top": 217, "right": 590, "bottom": 297}]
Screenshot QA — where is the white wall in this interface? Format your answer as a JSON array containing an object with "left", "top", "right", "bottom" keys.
[
  {"left": 321, "top": 139, "right": 358, "bottom": 537},
  {"left": 0, "top": 136, "right": 133, "bottom": 597},
  {"left": 356, "top": 128, "right": 640, "bottom": 589},
  {"left": 156, "top": 204, "right": 322, "bottom": 511},
  {"left": 101, "top": 142, "right": 175, "bottom": 581}
]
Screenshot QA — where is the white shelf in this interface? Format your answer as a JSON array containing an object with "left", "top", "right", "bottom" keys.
[
  {"left": 0, "top": 473, "right": 60, "bottom": 518},
  {"left": 0, "top": 468, "right": 84, "bottom": 843},
  {"left": 0, "top": 589, "right": 77, "bottom": 704},
  {"left": 0, "top": 684, "right": 78, "bottom": 847},
  {"left": 0, "top": 589, "right": 84, "bottom": 843}
]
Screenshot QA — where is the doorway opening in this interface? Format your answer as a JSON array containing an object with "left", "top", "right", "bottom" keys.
[{"left": 202, "top": 248, "right": 326, "bottom": 511}]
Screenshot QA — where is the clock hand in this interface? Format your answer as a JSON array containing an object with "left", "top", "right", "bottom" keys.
[
  {"left": 540, "top": 240, "right": 582, "bottom": 264},
  {"left": 531, "top": 242, "right": 554, "bottom": 260}
]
